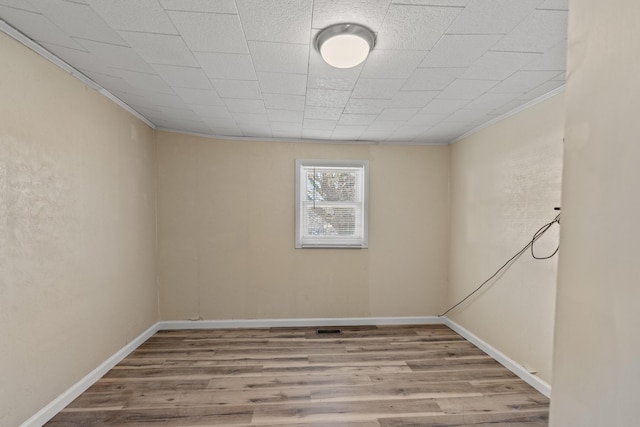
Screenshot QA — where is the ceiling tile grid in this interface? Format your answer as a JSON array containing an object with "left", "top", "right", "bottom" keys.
[{"left": 0, "top": 0, "right": 567, "bottom": 144}]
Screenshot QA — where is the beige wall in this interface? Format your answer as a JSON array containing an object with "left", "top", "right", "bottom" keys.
[
  {"left": 550, "top": 0, "right": 640, "bottom": 424},
  {"left": 448, "top": 94, "right": 564, "bottom": 384},
  {"left": 0, "top": 33, "right": 158, "bottom": 426},
  {"left": 156, "top": 131, "right": 450, "bottom": 320}
]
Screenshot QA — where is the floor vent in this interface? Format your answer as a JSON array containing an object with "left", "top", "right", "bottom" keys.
[{"left": 317, "top": 328, "right": 341, "bottom": 334}]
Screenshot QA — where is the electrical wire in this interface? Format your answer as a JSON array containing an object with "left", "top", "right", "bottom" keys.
[{"left": 438, "top": 213, "right": 561, "bottom": 317}]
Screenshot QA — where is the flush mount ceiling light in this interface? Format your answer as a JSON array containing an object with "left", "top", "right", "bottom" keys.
[{"left": 315, "top": 23, "right": 375, "bottom": 69}]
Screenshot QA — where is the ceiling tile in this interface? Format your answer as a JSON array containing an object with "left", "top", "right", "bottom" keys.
[
  {"left": 154, "top": 106, "right": 201, "bottom": 121},
  {"left": 446, "top": 108, "right": 493, "bottom": 123},
  {"left": 236, "top": 0, "right": 312, "bottom": 43},
  {"left": 152, "top": 64, "right": 211, "bottom": 89},
  {"left": 159, "top": 0, "right": 238, "bottom": 13},
  {"left": 80, "top": 70, "right": 137, "bottom": 94},
  {"left": 212, "top": 80, "right": 262, "bottom": 99},
  {"left": 390, "top": 91, "right": 438, "bottom": 108},
  {"left": 0, "top": 6, "right": 84, "bottom": 50},
  {"left": 393, "top": 0, "right": 470, "bottom": 5},
  {"left": 87, "top": 0, "right": 178, "bottom": 34},
  {"left": 463, "top": 92, "right": 519, "bottom": 110},
  {"left": 312, "top": 0, "right": 392, "bottom": 31},
  {"left": 352, "top": 78, "right": 405, "bottom": 99},
  {"left": 303, "top": 119, "right": 337, "bottom": 130},
  {"left": 388, "top": 128, "right": 425, "bottom": 142},
  {"left": 461, "top": 51, "right": 541, "bottom": 81},
  {"left": 302, "top": 129, "right": 334, "bottom": 140},
  {"left": 492, "top": 9, "right": 568, "bottom": 53},
  {"left": 305, "top": 89, "right": 351, "bottom": 108},
  {"left": 267, "top": 109, "right": 304, "bottom": 123},
  {"left": 263, "top": 93, "right": 306, "bottom": 111},
  {"left": 39, "top": 42, "right": 111, "bottom": 75},
  {"left": 125, "top": 102, "right": 162, "bottom": 118},
  {"left": 304, "top": 106, "right": 343, "bottom": 121},
  {"left": 405, "top": 113, "right": 448, "bottom": 128},
  {"left": 232, "top": 112, "right": 269, "bottom": 125},
  {"left": 486, "top": 99, "right": 528, "bottom": 117},
  {"left": 139, "top": 91, "right": 188, "bottom": 109},
  {"left": 332, "top": 125, "right": 367, "bottom": 139},
  {"left": 420, "top": 99, "right": 470, "bottom": 115},
  {"left": 489, "top": 70, "right": 560, "bottom": 94},
  {"left": 248, "top": 41, "right": 309, "bottom": 74},
  {"left": 173, "top": 87, "right": 224, "bottom": 106},
  {"left": 378, "top": 108, "right": 421, "bottom": 121},
  {"left": 446, "top": 0, "right": 544, "bottom": 34},
  {"left": 343, "top": 98, "right": 389, "bottom": 115},
  {"left": 167, "top": 11, "right": 248, "bottom": 53},
  {"left": 537, "top": 0, "right": 568, "bottom": 10},
  {"left": 360, "top": 50, "right": 428, "bottom": 79},
  {"left": 0, "top": 1, "right": 38, "bottom": 12},
  {"left": 257, "top": 72, "right": 307, "bottom": 95},
  {"left": 224, "top": 98, "right": 266, "bottom": 114},
  {"left": 337, "top": 114, "right": 378, "bottom": 126},
  {"left": 521, "top": 40, "right": 567, "bottom": 71},
  {"left": 403, "top": 67, "right": 466, "bottom": 91},
  {"left": 155, "top": 117, "right": 211, "bottom": 134},
  {"left": 188, "top": 104, "right": 232, "bottom": 119},
  {"left": 421, "top": 122, "right": 474, "bottom": 142},
  {"left": 360, "top": 130, "right": 394, "bottom": 141},
  {"left": 194, "top": 52, "right": 256, "bottom": 80},
  {"left": 202, "top": 119, "right": 238, "bottom": 131},
  {"left": 438, "top": 79, "right": 498, "bottom": 100},
  {"left": 75, "top": 38, "right": 156, "bottom": 74},
  {"left": 376, "top": 4, "right": 463, "bottom": 50},
  {"left": 112, "top": 69, "right": 174, "bottom": 93},
  {"left": 517, "top": 79, "right": 565, "bottom": 101},
  {"left": 420, "top": 34, "right": 502, "bottom": 68},
  {"left": 118, "top": 31, "right": 197, "bottom": 66},
  {"left": 29, "top": 0, "right": 125, "bottom": 45},
  {"left": 271, "top": 121, "right": 302, "bottom": 133},
  {"left": 367, "top": 120, "right": 404, "bottom": 132}
]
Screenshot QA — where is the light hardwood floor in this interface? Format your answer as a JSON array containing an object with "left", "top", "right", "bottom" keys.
[{"left": 45, "top": 325, "right": 549, "bottom": 426}]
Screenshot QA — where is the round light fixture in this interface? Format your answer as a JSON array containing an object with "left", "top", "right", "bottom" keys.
[{"left": 315, "top": 23, "right": 375, "bottom": 69}]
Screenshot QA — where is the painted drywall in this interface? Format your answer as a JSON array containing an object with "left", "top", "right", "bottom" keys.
[
  {"left": 550, "top": 0, "right": 640, "bottom": 425},
  {"left": 156, "top": 131, "right": 449, "bottom": 320},
  {"left": 0, "top": 33, "right": 157, "bottom": 426},
  {"left": 448, "top": 94, "right": 564, "bottom": 384}
]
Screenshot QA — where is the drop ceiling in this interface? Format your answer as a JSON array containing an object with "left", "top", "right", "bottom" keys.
[{"left": 0, "top": 0, "right": 568, "bottom": 144}]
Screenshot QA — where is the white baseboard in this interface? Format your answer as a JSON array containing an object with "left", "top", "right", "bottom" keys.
[
  {"left": 23, "top": 315, "right": 550, "bottom": 426},
  {"left": 158, "top": 316, "right": 444, "bottom": 330},
  {"left": 443, "top": 317, "right": 551, "bottom": 398},
  {"left": 20, "top": 323, "right": 160, "bottom": 427}
]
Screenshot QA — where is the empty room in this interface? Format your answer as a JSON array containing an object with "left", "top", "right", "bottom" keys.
[{"left": 1, "top": 0, "right": 638, "bottom": 426}]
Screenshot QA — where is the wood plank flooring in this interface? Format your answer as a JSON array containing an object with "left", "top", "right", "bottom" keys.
[{"left": 45, "top": 325, "right": 549, "bottom": 426}]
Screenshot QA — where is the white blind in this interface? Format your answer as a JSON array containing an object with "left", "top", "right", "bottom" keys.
[{"left": 296, "top": 161, "right": 368, "bottom": 248}]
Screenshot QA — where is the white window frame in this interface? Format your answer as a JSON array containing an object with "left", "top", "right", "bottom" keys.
[{"left": 295, "top": 159, "right": 369, "bottom": 249}]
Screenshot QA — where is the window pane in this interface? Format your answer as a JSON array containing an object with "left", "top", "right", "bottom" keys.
[
  {"left": 305, "top": 168, "right": 359, "bottom": 202},
  {"left": 303, "top": 205, "right": 360, "bottom": 237}
]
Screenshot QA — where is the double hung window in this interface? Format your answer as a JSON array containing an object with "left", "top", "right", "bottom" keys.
[{"left": 295, "top": 159, "right": 368, "bottom": 248}]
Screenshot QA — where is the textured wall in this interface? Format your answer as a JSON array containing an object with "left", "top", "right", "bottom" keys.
[
  {"left": 448, "top": 94, "right": 564, "bottom": 384},
  {"left": 550, "top": 0, "right": 640, "bottom": 424},
  {"left": 156, "top": 131, "right": 450, "bottom": 320},
  {"left": 0, "top": 33, "right": 157, "bottom": 426}
]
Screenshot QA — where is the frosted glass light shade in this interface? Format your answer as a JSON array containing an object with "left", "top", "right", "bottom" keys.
[{"left": 316, "top": 23, "right": 375, "bottom": 69}]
